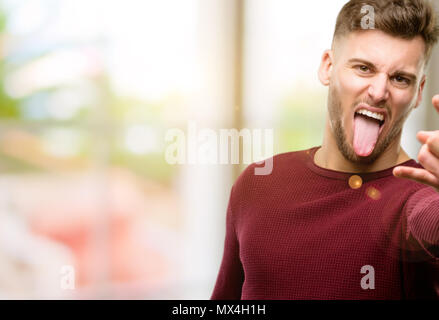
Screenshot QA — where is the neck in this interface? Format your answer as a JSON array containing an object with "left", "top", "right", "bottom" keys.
[{"left": 314, "top": 119, "right": 411, "bottom": 173}]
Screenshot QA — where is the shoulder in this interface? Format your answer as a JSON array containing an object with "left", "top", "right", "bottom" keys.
[
  {"left": 227, "top": 149, "right": 309, "bottom": 222},
  {"left": 231, "top": 148, "right": 312, "bottom": 198}
]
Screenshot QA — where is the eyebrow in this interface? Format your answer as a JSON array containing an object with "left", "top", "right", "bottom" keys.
[{"left": 347, "top": 58, "right": 418, "bottom": 83}]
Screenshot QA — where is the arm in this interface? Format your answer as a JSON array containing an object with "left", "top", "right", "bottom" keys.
[
  {"left": 404, "top": 187, "right": 439, "bottom": 259},
  {"left": 211, "top": 186, "right": 244, "bottom": 300},
  {"left": 394, "top": 95, "right": 439, "bottom": 258}
]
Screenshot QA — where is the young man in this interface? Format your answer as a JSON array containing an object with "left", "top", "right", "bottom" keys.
[{"left": 211, "top": 0, "right": 439, "bottom": 299}]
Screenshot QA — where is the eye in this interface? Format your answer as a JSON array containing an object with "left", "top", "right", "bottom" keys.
[
  {"left": 355, "top": 65, "right": 371, "bottom": 73},
  {"left": 392, "top": 75, "right": 411, "bottom": 87}
]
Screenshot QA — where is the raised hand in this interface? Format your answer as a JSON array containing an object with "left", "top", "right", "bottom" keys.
[{"left": 393, "top": 95, "right": 439, "bottom": 192}]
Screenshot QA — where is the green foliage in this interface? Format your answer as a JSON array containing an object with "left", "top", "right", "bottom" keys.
[
  {"left": 0, "top": 94, "right": 20, "bottom": 118},
  {"left": 0, "top": 6, "right": 20, "bottom": 119},
  {"left": 0, "top": 152, "right": 44, "bottom": 173},
  {"left": 275, "top": 86, "right": 327, "bottom": 154}
]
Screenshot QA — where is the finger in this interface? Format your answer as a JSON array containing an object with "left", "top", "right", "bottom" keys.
[
  {"left": 393, "top": 166, "right": 439, "bottom": 189},
  {"left": 433, "top": 95, "right": 439, "bottom": 113},
  {"left": 426, "top": 132, "right": 439, "bottom": 158},
  {"left": 416, "top": 144, "right": 439, "bottom": 176},
  {"left": 417, "top": 131, "right": 434, "bottom": 144},
  {"left": 417, "top": 131, "right": 439, "bottom": 157}
]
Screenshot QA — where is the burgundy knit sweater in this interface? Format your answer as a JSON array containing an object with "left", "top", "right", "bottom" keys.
[{"left": 211, "top": 147, "right": 439, "bottom": 300}]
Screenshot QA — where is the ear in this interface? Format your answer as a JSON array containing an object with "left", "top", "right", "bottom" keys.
[
  {"left": 318, "top": 49, "right": 334, "bottom": 86},
  {"left": 414, "top": 75, "right": 426, "bottom": 109}
]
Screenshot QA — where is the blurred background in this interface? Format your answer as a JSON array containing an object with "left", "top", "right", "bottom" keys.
[{"left": 0, "top": 0, "right": 438, "bottom": 299}]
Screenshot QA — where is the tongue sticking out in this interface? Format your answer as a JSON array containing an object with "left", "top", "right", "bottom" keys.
[{"left": 353, "top": 114, "right": 381, "bottom": 157}]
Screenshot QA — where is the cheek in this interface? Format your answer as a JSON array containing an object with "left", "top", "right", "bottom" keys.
[
  {"left": 333, "top": 70, "right": 368, "bottom": 121},
  {"left": 340, "top": 71, "right": 367, "bottom": 91},
  {"left": 390, "top": 90, "right": 417, "bottom": 119},
  {"left": 334, "top": 69, "right": 368, "bottom": 104}
]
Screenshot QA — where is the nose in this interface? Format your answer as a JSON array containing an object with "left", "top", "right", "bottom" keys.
[{"left": 367, "top": 73, "right": 389, "bottom": 105}]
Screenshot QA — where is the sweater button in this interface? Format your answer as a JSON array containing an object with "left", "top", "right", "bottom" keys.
[{"left": 348, "top": 175, "right": 363, "bottom": 189}]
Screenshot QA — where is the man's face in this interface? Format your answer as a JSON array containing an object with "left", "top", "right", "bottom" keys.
[{"left": 324, "top": 30, "right": 426, "bottom": 164}]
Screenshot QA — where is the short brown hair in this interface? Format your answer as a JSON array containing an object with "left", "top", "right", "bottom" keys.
[{"left": 333, "top": 0, "right": 439, "bottom": 63}]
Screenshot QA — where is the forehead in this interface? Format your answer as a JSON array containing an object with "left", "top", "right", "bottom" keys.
[{"left": 335, "top": 30, "right": 426, "bottom": 73}]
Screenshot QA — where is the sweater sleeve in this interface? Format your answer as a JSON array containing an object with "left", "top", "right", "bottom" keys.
[
  {"left": 211, "top": 185, "right": 244, "bottom": 300},
  {"left": 404, "top": 187, "right": 439, "bottom": 260}
]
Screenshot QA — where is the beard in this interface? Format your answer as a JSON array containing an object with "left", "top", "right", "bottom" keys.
[{"left": 327, "top": 85, "right": 411, "bottom": 165}]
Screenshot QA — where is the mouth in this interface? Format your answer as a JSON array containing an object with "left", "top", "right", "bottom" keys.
[
  {"left": 354, "top": 103, "right": 387, "bottom": 125},
  {"left": 354, "top": 109, "right": 386, "bottom": 132},
  {"left": 352, "top": 104, "right": 388, "bottom": 157}
]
